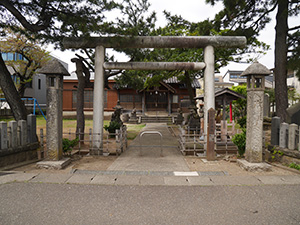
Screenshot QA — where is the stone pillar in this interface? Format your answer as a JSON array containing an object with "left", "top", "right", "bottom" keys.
[
  {"left": 221, "top": 120, "right": 227, "bottom": 142},
  {"left": 46, "top": 75, "right": 64, "bottom": 160},
  {"left": 18, "top": 120, "right": 27, "bottom": 146},
  {"left": 8, "top": 121, "right": 17, "bottom": 148},
  {"left": 0, "top": 121, "right": 7, "bottom": 149},
  {"left": 93, "top": 45, "right": 105, "bottom": 152},
  {"left": 242, "top": 61, "right": 271, "bottom": 164},
  {"left": 27, "top": 114, "right": 37, "bottom": 143},
  {"left": 245, "top": 90, "right": 264, "bottom": 162},
  {"left": 207, "top": 108, "right": 216, "bottom": 161},
  {"left": 271, "top": 116, "right": 281, "bottom": 146},
  {"left": 142, "top": 91, "right": 145, "bottom": 115},
  {"left": 288, "top": 124, "right": 299, "bottom": 150},
  {"left": 264, "top": 93, "right": 270, "bottom": 117},
  {"left": 203, "top": 45, "right": 215, "bottom": 140},
  {"left": 279, "top": 122, "right": 289, "bottom": 149}
]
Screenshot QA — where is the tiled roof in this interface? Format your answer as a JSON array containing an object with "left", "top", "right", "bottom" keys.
[{"left": 164, "top": 77, "right": 201, "bottom": 88}]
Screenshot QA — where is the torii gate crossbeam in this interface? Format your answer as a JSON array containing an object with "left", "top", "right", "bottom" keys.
[{"left": 63, "top": 36, "right": 246, "bottom": 153}]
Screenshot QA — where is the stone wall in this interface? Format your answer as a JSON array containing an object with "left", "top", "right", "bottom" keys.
[
  {"left": 0, "top": 114, "right": 39, "bottom": 168},
  {"left": 269, "top": 116, "right": 300, "bottom": 164},
  {"left": 266, "top": 145, "right": 300, "bottom": 165},
  {"left": 0, "top": 142, "right": 39, "bottom": 168}
]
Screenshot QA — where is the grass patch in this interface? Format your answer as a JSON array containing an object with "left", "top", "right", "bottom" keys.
[
  {"left": 126, "top": 124, "right": 145, "bottom": 140},
  {"left": 36, "top": 116, "right": 145, "bottom": 140},
  {"left": 289, "top": 163, "right": 300, "bottom": 171},
  {"left": 1, "top": 115, "right": 144, "bottom": 141}
]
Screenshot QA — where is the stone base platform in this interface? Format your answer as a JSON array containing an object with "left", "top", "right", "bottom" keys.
[
  {"left": 36, "top": 158, "right": 71, "bottom": 170},
  {"left": 237, "top": 159, "right": 272, "bottom": 172}
]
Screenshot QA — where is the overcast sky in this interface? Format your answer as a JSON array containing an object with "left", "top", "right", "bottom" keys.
[{"left": 49, "top": 0, "right": 299, "bottom": 77}]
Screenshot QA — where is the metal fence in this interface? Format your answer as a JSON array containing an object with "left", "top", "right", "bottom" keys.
[
  {"left": 39, "top": 125, "right": 128, "bottom": 157},
  {"left": 178, "top": 121, "right": 239, "bottom": 156}
]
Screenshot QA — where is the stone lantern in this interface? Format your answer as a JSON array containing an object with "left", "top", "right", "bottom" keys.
[
  {"left": 39, "top": 59, "right": 70, "bottom": 161},
  {"left": 241, "top": 61, "right": 271, "bottom": 164}
]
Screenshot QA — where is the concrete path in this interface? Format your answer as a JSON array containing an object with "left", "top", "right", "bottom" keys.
[
  {"left": 107, "top": 123, "right": 190, "bottom": 172},
  {"left": 1, "top": 170, "right": 300, "bottom": 186},
  {"left": 2, "top": 124, "right": 300, "bottom": 187}
]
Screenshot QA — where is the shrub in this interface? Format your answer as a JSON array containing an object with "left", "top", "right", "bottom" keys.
[
  {"left": 232, "top": 128, "right": 246, "bottom": 156},
  {"left": 62, "top": 137, "right": 79, "bottom": 155},
  {"left": 237, "top": 116, "right": 247, "bottom": 128},
  {"left": 289, "top": 163, "right": 300, "bottom": 171},
  {"left": 104, "top": 121, "right": 121, "bottom": 134}
]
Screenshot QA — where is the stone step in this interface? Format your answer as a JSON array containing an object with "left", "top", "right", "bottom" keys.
[{"left": 140, "top": 116, "right": 172, "bottom": 123}]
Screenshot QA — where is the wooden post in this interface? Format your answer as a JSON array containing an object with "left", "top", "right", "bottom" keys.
[
  {"left": 222, "top": 96, "right": 226, "bottom": 121},
  {"left": 230, "top": 102, "right": 233, "bottom": 122},
  {"left": 207, "top": 108, "right": 216, "bottom": 161}
]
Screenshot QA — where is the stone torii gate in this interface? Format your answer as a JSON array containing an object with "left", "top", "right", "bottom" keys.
[{"left": 63, "top": 36, "right": 246, "bottom": 151}]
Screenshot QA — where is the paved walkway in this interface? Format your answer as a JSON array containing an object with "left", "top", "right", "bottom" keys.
[
  {"left": 107, "top": 123, "right": 190, "bottom": 172},
  {"left": 1, "top": 124, "right": 300, "bottom": 186},
  {"left": 1, "top": 170, "right": 300, "bottom": 186}
]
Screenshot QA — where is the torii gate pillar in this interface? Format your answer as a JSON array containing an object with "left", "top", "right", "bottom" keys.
[
  {"left": 203, "top": 45, "right": 215, "bottom": 138},
  {"left": 93, "top": 46, "right": 105, "bottom": 152}
]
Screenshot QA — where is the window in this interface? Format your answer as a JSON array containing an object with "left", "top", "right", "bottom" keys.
[
  {"left": 134, "top": 95, "right": 142, "bottom": 102},
  {"left": 180, "top": 99, "right": 191, "bottom": 108},
  {"left": 38, "top": 79, "right": 41, "bottom": 90},
  {"left": 72, "top": 90, "right": 107, "bottom": 109},
  {"left": 120, "top": 94, "right": 133, "bottom": 102},
  {"left": 49, "top": 77, "right": 55, "bottom": 87},
  {"left": 172, "top": 95, "right": 178, "bottom": 103},
  {"left": 14, "top": 53, "right": 23, "bottom": 60},
  {"left": 1, "top": 52, "right": 24, "bottom": 61},
  {"left": 7, "top": 53, "right": 13, "bottom": 61},
  {"left": 1, "top": 53, "right": 7, "bottom": 61}
]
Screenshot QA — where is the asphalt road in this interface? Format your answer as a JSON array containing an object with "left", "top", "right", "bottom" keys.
[{"left": 1, "top": 182, "right": 300, "bottom": 225}]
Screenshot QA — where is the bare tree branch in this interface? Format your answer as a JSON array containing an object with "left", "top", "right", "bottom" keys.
[
  {"left": 288, "top": 25, "right": 300, "bottom": 31},
  {"left": 0, "top": 0, "right": 52, "bottom": 32}
]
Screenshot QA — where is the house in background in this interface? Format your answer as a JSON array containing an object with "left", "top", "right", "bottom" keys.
[
  {"left": 26, "top": 58, "right": 68, "bottom": 109},
  {"left": 1, "top": 52, "right": 68, "bottom": 109},
  {"left": 287, "top": 69, "right": 300, "bottom": 94},
  {"left": 63, "top": 77, "right": 201, "bottom": 115},
  {"left": 222, "top": 70, "right": 274, "bottom": 88},
  {"left": 196, "top": 75, "right": 234, "bottom": 97}
]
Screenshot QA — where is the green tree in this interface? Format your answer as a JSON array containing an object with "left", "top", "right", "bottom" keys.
[
  {"left": 0, "top": 0, "right": 117, "bottom": 120},
  {"left": 288, "top": 87, "right": 300, "bottom": 106},
  {"left": 0, "top": 28, "right": 51, "bottom": 97},
  {"left": 206, "top": 0, "right": 300, "bottom": 122},
  {"left": 113, "top": 0, "right": 157, "bottom": 90},
  {"left": 230, "top": 85, "right": 247, "bottom": 126},
  {"left": 116, "top": 10, "right": 268, "bottom": 109}
]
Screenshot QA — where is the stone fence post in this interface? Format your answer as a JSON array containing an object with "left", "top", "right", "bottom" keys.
[
  {"left": 18, "top": 120, "right": 28, "bottom": 146},
  {"left": 288, "top": 124, "right": 299, "bottom": 150},
  {"left": 279, "top": 123, "right": 289, "bottom": 149},
  {"left": 27, "top": 114, "right": 37, "bottom": 143},
  {"left": 271, "top": 117, "right": 280, "bottom": 146},
  {"left": 0, "top": 121, "right": 7, "bottom": 149},
  {"left": 8, "top": 121, "right": 17, "bottom": 148}
]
